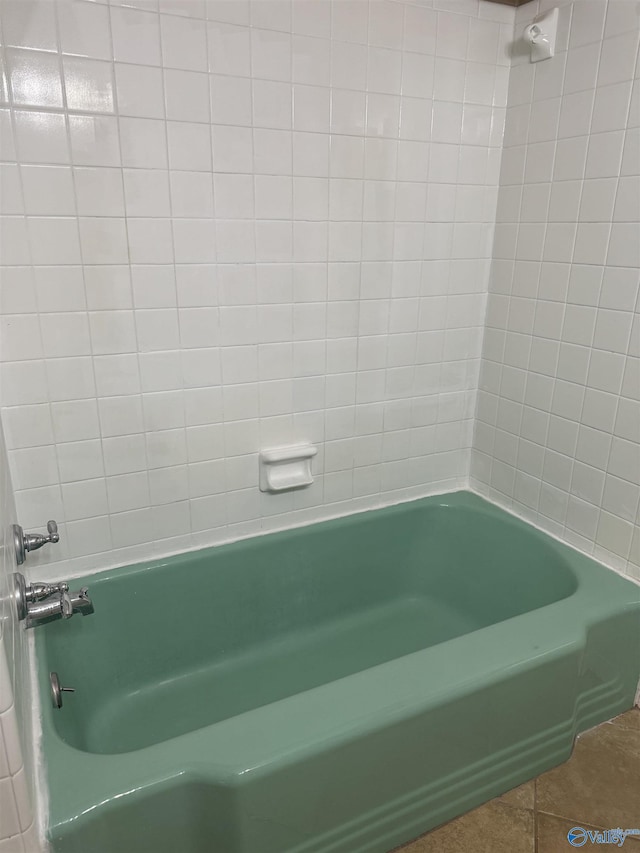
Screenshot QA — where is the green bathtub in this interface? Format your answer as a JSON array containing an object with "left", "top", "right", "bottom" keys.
[{"left": 37, "top": 491, "right": 640, "bottom": 853}]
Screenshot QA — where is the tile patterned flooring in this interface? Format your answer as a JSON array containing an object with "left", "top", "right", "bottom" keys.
[{"left": 396, "top": 708, "right": 640, "bottom": 852}]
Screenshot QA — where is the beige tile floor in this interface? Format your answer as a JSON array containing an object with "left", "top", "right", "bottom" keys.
[{"left": 395, "top": 708, "right": 640, "bottom": 852}]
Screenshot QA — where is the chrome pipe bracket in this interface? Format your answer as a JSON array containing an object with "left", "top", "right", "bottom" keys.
[
  {"left": 12, "top": 524, "right": 26, "bottom": 566},
  {"left": 12, "top": 572, "right": 28, "bottom": 621}
]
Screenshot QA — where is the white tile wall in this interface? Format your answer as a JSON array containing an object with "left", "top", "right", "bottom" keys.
[
  {"left": 471, "top": 0, "right": 640, "bottom": 581},
  {"left": 0, "top": 416, "right": 40, "bottom": 852},
  {"left": 0, "top": 0, "right": 513, "bottom": 579}
]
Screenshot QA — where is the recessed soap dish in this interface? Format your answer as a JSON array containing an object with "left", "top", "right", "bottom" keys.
[{"left": 259, "top": 444, "right": 318, "bottom": 493}]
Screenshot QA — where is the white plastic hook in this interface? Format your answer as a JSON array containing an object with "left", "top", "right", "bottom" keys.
[
  {"left": 525, "top": 24, "right": 547, "bottom": 45},
  {"left": 524, "top": 8, "right": 558, "bottom": 62}
]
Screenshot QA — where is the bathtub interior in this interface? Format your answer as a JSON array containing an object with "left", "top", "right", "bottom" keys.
[{"left": 42, "top": 492, "right": 578, "bottom": 755}]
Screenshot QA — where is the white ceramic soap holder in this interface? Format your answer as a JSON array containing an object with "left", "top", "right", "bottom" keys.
[{"left": 259, "top": 444, "right": 318, "bottom": 493}]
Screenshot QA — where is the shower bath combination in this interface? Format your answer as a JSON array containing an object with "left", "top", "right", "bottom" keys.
[{"left": 0, "top": 0, "right": 638, "bottom": 849}]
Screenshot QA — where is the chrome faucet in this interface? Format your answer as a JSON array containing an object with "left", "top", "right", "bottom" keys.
[{"left": 12, "top": 572, "right": 94, "bottom": 629}]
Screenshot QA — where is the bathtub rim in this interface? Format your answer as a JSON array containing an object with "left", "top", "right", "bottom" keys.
[{"left": 40, "top": 488, "right": 584, "bottom": 757}]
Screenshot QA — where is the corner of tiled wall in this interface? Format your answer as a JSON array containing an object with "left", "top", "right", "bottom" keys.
[
  {"left": 471, "top": 0, "right": 640, "bottom": 582},
  {"left": 0, "top": 415, "right": 42, "bottom": 852}
]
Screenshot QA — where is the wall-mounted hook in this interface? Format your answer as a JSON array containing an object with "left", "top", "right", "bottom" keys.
[{"left": 524, "top": 7, "right": 558, "bottom": 62}]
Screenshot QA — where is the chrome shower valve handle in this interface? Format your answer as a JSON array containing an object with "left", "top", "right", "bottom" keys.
[{"left": 13, "top": 520, "right": 60, "bottom": 565}]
